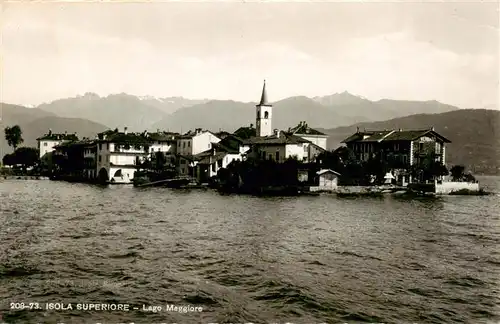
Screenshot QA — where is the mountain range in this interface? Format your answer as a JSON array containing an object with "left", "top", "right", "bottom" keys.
[{"left": 1, "top": 92, "right": 498, "bottom": 174}]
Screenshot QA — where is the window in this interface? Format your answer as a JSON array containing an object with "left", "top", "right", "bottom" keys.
[
  {"left": 257, "top": 111, "right": 260, "bottom": 118},
  {"left": 268, "top": 154, "right": 272, "bottom": 160},
  {"left": 183, "top": 142, "right": 186, "bottom": 148},
  {"left": 44, "top": 142, "right": 48, "bottom": 146},
  {"left": 212, "top": 163, "right": 216, "bottom": 172},
  {"left": 98, "top": 155, "right": 102, "bottom": 162},
  {"left": 99, "top": 143, "right": 103, "bottom": 150},
  {"left": 419, "top": 143, "right": 424, "bottom": 151},
  {"left": 264, "top": 111, "right": 269, "bottom": 119},
  {"left": 106, "top": 143, "right": 109, "bottom": 150},
  {"left": 395, "top": 144, "right": 399, "bottom": 151},
  {"left": 262, "top": 152, "right": 266, "bottom": 160},
  {"left": 188, "top": 142, "right": 190, "bottom": 147},
  {"left": 275, "top": 151, "right": 280, "bottom": 161}
]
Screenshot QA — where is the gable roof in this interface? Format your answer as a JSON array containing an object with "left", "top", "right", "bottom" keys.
[
  {"left": 177, "top": 129, "right": 217, "bottom": 139},
  {"left": 341, "top": 128, "right": 451, "bottom": 143},
  {"left": 316, "top": 169, "right": 341, "bottom": 176},
  {"left": 233, "top": 126, "right": 256, "bottom": 140},
  {"left": 341, "top": 130, "right": 394, "bottom": 143},
  {"left": 37, "top": 133, "right": 79, "bottom": 141},
  {"left": 243, "top": 132, "right": 311, "bottom": 146},
  {"left": 287, "top": 122, "right": 327, "bottom": 136}
]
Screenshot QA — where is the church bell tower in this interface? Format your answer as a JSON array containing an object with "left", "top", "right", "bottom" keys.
[{"left": 256, "top": 80, "right": 273, "bottom": 137}]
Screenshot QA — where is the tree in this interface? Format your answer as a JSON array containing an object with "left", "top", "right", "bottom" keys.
[
  {"left": 3, "top": 147, "right": 40, "bottom": 173},
  {"left": 4, "top": 125, "right": 24, "bottom": 150},
  {"left": 450, "top": 165, "right": 465, "bottom": 181}
]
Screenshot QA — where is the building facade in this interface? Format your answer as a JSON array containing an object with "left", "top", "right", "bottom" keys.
[
  {"left": 341, "top": 128, "right": 451, "bottom": 185},
  {"left": 37, "top": 130, "right": 79, "bottom": 161},
  {"left": 287, "top": 121, "right": 329, "bottom": 150}
]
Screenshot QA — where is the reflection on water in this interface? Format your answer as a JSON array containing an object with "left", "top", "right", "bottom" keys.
[{"left": 0, "top": 177, "right": 499, "bottom": 323}]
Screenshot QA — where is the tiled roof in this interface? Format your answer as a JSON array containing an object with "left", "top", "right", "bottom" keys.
[
  {"left": 96, "top": 130, "right": 178, "bottom": 143},
  {"left": 213, "top": 142, "right": 239, "bottom": 154},
  {"left": 37, "top": 133, "right": 79, "bottom": 141},
  {"left": 287, "top": 122, "right": 327, "bottom": 136},
  {"left": 233, "top": 126, "right": 256, "bottom": 140},
  {"left": 341, "top": 128, "right": 451, "bottom": 143},
  {"left": 341, "top": 130, "right": 393, "bottom": 143},
  {"left": 177, "top": 129, "right": 215, "bottom": 139},
  {"left": 148, "top": 132, "right": 178, "bottom": 141},
  {"left": 54, "top": 138, "right": 97, "bottom": 149},
  {"left": 197, "top": 152, "right": 227, "bottom": 165},
  {"left": 243, "top": 133, "right": 310, "bottom": 146}
]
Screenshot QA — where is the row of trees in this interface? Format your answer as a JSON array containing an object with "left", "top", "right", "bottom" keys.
[
  {"left": 216, "top": 146, "right": 474, "bottom": 190},
  {"left": 316, "top": 147, "right": 471, "bottom": 185},
  {"left": 2, "top": 125, "right": 41, "bottom": 174}
]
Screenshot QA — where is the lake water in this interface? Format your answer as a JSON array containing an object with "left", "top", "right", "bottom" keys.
[{"left": 1, "top": 177, "right": 499, "bottom": 324}]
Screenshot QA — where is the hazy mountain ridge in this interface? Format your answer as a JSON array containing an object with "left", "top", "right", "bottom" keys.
[
  {"left": 37, "top": 93, "right": 168, "bottom": 131},
  {"left": 28, "top": 91, "right": 460, "bottom": 132},
  {"left": 0, "top": 103, "right": 108, "bottom": 155},
  {"left": 319, "top": 109, "right": 500, "bottom": 174},
  {"left": 313, "top": 92, "right": 459, "bottom": 121}
]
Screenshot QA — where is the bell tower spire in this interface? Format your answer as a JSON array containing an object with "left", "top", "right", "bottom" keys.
[{"left": 256, "top": 80, "right": 273, "bottom": 137}]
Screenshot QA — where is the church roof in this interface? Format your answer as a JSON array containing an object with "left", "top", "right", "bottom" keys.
[{"left": 258, "top": 80, "right": 271, "bottom": 106}]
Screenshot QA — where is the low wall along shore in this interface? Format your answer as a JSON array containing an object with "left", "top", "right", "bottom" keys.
[{"left": 435, "top": 182, "right": 480, "bottom": 194}]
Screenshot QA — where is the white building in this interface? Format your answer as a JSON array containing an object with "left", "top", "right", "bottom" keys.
[
  {"left": 177, "top": 129, "right": 221, "bottom": 176},
  {"left": 37, "top": 130, "right": 79, "bottom": 161},
  {"left": 176, "top": 128, "right": 221, "bottom": 156},
  {"left": 287, "top": 121, "right": 329, "bottom": 150},
  {"left": 96, "top": 128, "right": 178, "bottom": 184},
  {"left": 244, "top": 130, "right": 312, "bottom": 162}
]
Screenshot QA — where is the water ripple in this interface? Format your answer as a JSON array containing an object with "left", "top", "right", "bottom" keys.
[{"left": 1, "top": 176, "right": 499, "bottom": 323}]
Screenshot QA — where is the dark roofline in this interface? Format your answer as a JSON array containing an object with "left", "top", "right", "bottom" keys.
[{"left": 341, "top": 128, "right": 451, "bottom": 144}]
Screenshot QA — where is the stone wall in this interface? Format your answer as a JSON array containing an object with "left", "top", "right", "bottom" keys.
[{"left": 435, "top": 181, "right": 480, "bottom": 194}]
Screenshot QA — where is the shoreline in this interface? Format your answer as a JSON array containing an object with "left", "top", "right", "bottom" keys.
[{"left": 1, "top": 177, "right": 492, "bottom": 196}]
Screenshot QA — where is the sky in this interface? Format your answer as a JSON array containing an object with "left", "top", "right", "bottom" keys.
[{"left": 1, "top": 0, "right": 498, "bottom": 108}]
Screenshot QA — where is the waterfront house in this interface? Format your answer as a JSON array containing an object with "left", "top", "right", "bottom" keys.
[
  {"left": 176, "top": 129, "right": 221, "bottom": 176},
  {"left": 53, "top": 138, "right": 97, "bottom": 180},
  {"left": 37, "top": 130, "right": 79, "bottom": 165},
  {"left": 341, "top": 127, "right": 451, "bottom": 185},
  {"left": 95, "top": 128, "right": 179, "bottom": 184},
  {"left": 243, "top": 130, "right": 313, "bottom": 162}
]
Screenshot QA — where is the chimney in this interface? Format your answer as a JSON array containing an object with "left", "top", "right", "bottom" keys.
[
  {"left": 48, "top": 128, "right": 52, "bottom": 135},
  {"left": 398, "top": 128, "right": 402, "bottom": 132},
  {"left": 124, "top": 127, "right": 128, "bottom": 134},
  {"left": 250, "top": 123, "right": 254, "bottom": 129},
  {"left": 144, "top": 130, "right": 148, "bottom": 137},
  {"left": 356, "top": 126, "right": 359, "bottom": 133},
  {"left": 64, "top": 130, "right": 67, "bottom": 135},
  {"left": 431, "top": 127, "right": 435, "bottom": 131}
]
